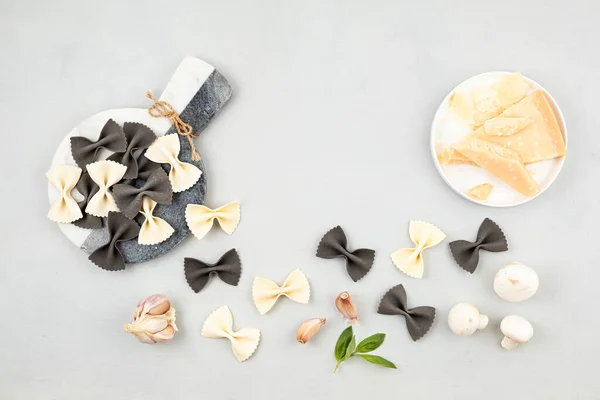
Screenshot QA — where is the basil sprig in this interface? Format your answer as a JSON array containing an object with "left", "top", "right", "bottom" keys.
[{"left": 333, "top": 327, "right": 396, "bottom": 372}]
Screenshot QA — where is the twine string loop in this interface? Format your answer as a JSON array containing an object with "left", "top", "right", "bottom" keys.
[{"left": 145, "top": 91, "right": 201, "bottom": 161}]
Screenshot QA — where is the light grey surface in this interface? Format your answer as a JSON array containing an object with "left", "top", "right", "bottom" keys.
[{"left": 1, "top": 0, "right": 598, "bottom": 399}]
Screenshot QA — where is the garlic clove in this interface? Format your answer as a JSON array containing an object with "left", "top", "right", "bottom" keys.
[
  {"left": 296, "top": 318, "right": 327, "bottom": 344},
  {"left": 151, "top": 325, "right": 176, "bottom": 343},
  {"left": 134, "top": 294, "right": 170, "bottom": 320},
  {"left": 143, "top": 294, "right": 172, "bottom": 316},
  {"left": 125, "top": 315, "right": 168, "bottom": 334},
  {"left": 133, "top": 331, "right": 157, "bottom": 344},
  {"left": 335, "top": 291, "right": 358, "bottom": 325},
  {"left": 144, "top": 316, "right": 171, "bottom": 334},
  {"left": 164, "top": 308, "right": 178, "bottom": 331}
]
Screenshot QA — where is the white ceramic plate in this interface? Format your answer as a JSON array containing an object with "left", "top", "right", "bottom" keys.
[{"left": 430, "top": 71, "right": 567, "bottom": 207}]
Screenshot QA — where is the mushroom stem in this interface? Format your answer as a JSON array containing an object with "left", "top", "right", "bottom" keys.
[
  {"left": 478, "top": 315, "right": 489, "bottom": 330},
  {"left": 501, "top": 336, "right": 518, "bottom": 350}
]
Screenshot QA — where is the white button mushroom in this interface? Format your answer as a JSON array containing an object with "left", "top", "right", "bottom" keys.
[
  {"left": 447, "top": 303, "right": 488, "bottom": 336},
  {"left": 500, "top": 315, "right": 534, "bottom": 350},
  {"left": 494, "top": 262, "right": 539, "bottom": 302}
]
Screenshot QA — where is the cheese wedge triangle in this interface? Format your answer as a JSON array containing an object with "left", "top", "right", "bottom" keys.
[
  {"left": 452, "top": 137, "right": 538, "bottom": 197},
  {"left": 471, "top": 72, "right": 531, "bottom": 126},
  {"left": 449, "top": 73, "right": 531, "bottom": 127},
  {"left": 470, "top": 90, "right": 566, "bottom": 164}
]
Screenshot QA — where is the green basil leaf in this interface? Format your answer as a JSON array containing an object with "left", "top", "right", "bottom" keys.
[
  {"left": 356, "top": 333, "right": 386, "bottom": 353},
  {"left": 334, "top": 326, "right": 353, "bottom": 362},
  {"left": 357, "top": 354, "right": 397, "bottom": 369},
  {"left": 344, "top": 336, "right": 356, "bottom": 360}
]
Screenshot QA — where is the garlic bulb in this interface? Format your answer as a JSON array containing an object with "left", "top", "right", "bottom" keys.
[
  {"left": 296, "top": 318, "right": 326, "bottom": 344},
  {"left": 335, "top": 291, "right": 358, "bottom": 325},
  {"left": 124, "top": 294, "right": 178, "bottom": 344}
]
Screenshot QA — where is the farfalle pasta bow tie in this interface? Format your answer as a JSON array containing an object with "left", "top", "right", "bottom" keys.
[
  {"left": 185, "top": 201, "right": 241, "bottom": 241},
  {"left": 107, "top": 122, "right": 157, "bottom": 179},
  {"left": 390, "top": 221, "right": 446, "bottom": 279},
  {"left": 112, "top": 167, "right": 173, "bottom": 219},
  {"left": 144, "top": 133, "right": 202, "bottom": 192},
  {"left": 377, "top": 284, "right": 436, "bottom": 342},
  {"left": 88, "top": 212, "right": 140, "bottom": 271},
  {"left": 184, "top": 249, "right": 242, "bottom": 293},
  {"left": 138, "top": 197, "right": 175, "bottom": 245},
  {"left": 47, "top": 165, "right": 83, "bottom": 223},
  {"left": 252, "top": 269, "right": 310, "bottom": 314},
  {"left": 201, "top": 306, "right": 260, "bottom": 362},
  {"left": 70, "top": 119, "right": 127, "bottom": 169},
  {"left": 85, "top": 160, "right": 127, "bottom": 217},
  {"left": 72, "top": 172, "right": 102, "bottom": 229},
  {"left": 136, "top": 150, "right": 162, "bottom": 181},
  {"left": 449, "top": 218, "right": 508, "bottom": 273},
  {"left": 316, "top": 226, "right": 375, "bottom": 282}
]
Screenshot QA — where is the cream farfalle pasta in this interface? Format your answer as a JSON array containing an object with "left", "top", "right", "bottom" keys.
[
  {"left": 390, "top": 221, "right": 446, "bottom": 279},
  {"left": 185, "top": 201, "right": 241, "bottom": 241},
  {"left": 201, "top": 306, "right": 260, "bottom": 362},
  {"left": 144, "top": 134, "right": 202, "bottom": 193},
  {"left": 72, "top": 172, "right": 102, "bottom": 229},
  {"left": 85, "top": 160, "right": 127, "bottom": 217},
  {"left": 138, "top": 197, "right": 175, "bottom": 245},
  {"left": 252, "top": 268, "right": 310, "bottom": 314},
  {"left": 47, "top": 165, "right": 83, "bottom": 223}
]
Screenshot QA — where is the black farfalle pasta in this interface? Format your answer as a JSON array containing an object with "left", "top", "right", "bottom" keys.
[
  {"left": 316, "top": 226, "right": 375, "bottom": 282},
  {"left": 135, "top": 150, "right": 162, "bottom": 181},
  {"left": 449, "top": 218, "right": 508, "bottom": 274},
  {"left": 70, "top": 119, "right": 127, "bottom": 169},
  {"left": 184, "top": 249, "right": 242, "bottom": 293},
  {"left": 112, "top": 168, "right": 173, "bottom": 219},
  {"left": 88, "top": 212, "right": 140, "bottom": 271},
  {"left": 377, "top": 284, "right": 436, "bottom": 342},
  {"left": 107, "top": 122, "right": 157, "bottom": 179},
  {"left": 72, "top": 172, "right": 103, "bottom": 229}
]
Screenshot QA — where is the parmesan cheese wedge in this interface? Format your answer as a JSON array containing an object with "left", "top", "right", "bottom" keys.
[
  {"left": 471, "top": 73, "right": 531, "bottom": 126},
  {"left": 471, "top": 90, "right": 566, "bottom": 164},
  {"left": 452, "top": 136, "right": 539, "bottom": 197}
]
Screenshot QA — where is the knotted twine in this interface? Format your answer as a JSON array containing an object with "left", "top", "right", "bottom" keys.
[{"left": 145, "top": 91, "right": 201, "bottom": 161}]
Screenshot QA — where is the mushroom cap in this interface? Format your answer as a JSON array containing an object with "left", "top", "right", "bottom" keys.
[
  {"left": 500, "top": 315, "right": 534, "bottom": 344},
  {"left": 494, "top": 262, "right": 539, "bottom": 302},
  {"left": 447, "top": 303, "right": 484, "bottom": 336}
]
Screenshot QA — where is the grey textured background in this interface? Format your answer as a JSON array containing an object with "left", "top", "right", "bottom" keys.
[{"left": 1, "top": 1, "right": 598, "bottom": 399}]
